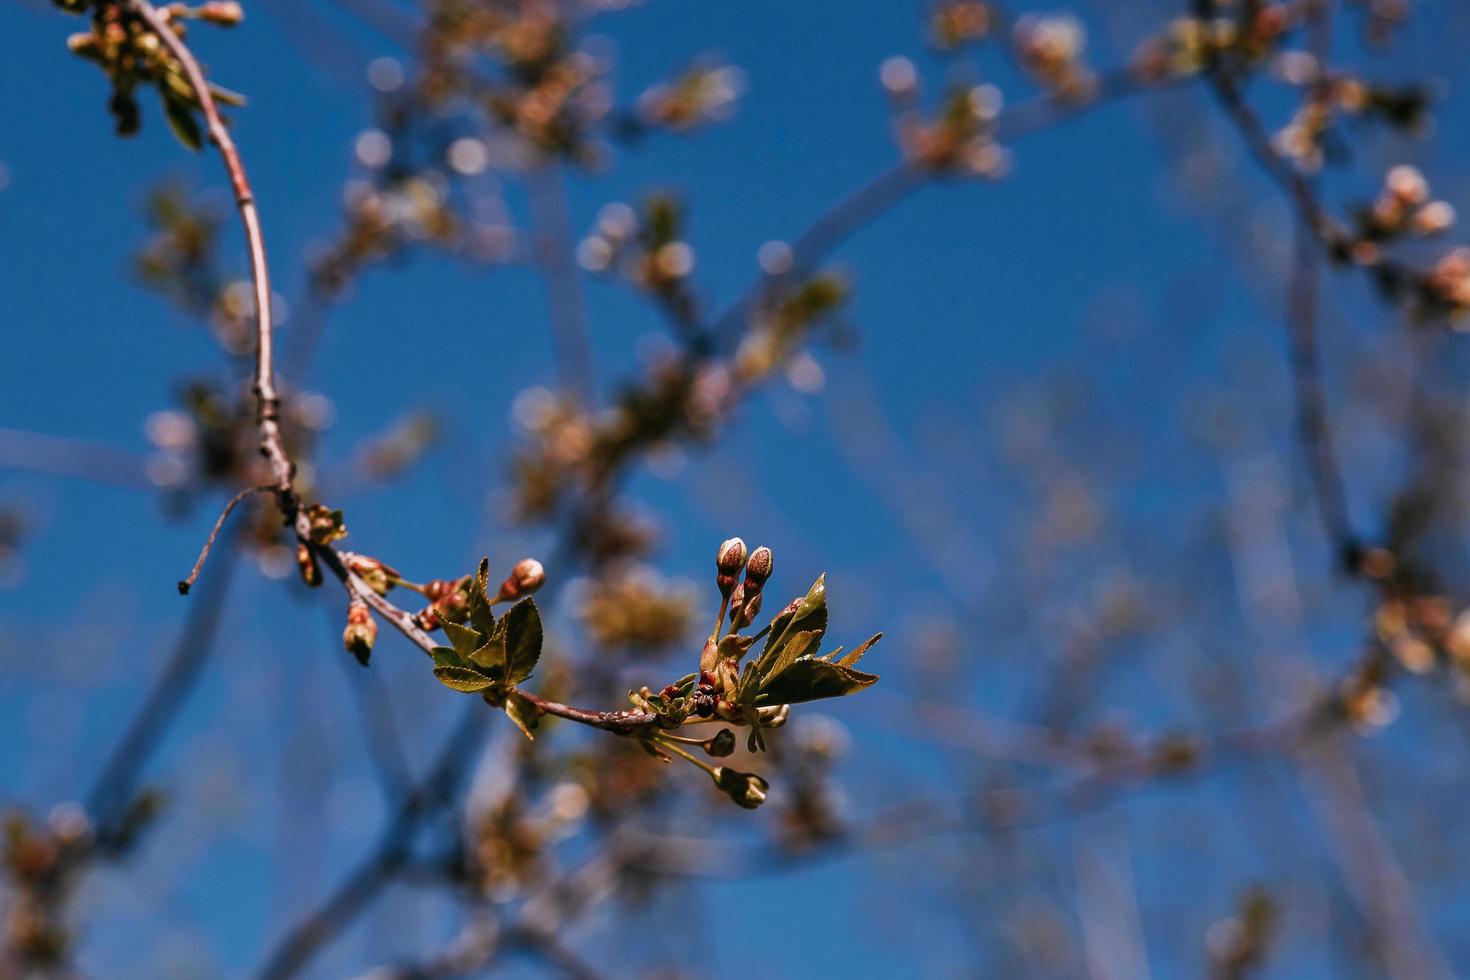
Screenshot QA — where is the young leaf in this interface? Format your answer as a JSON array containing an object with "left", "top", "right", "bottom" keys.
[
  {"left": 837, "top": 632, "right": 883, "bottom": 668},
  {"left": 431, "top": 646, "right": 466, "bottom": 669},
  {"left": 756, "top": 658, "right": 878, "bottom": 705},
  {"left": 161, "top": 91, "right": 202, "bottom": 151},
  {"left": 501, "top": 598, "right": 543, "bottom": 685},
  {"left": 441, "top": 621, "right": 483, "bottom": 659},
  {"left": 760, "top": 574, "right": 828, "bottom": 661},
  {"left": 433, "top": 665, "right": 497, "bottom": 693},
  {"left": 467, "top": 633, "right": 506, "bottom": 674},
  {"left": 760, "top": 629, "right": 821, "bottom": 688},
  {"left": 503, "top": 690, "right": 540, "bottom": 741},
  {"left": 467, "top": 557, "right": 497, "bottom": 638}
]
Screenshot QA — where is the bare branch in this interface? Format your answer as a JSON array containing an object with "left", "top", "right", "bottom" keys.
[{"left": 177, "top": 483, "right": 274, "bottom": 594}]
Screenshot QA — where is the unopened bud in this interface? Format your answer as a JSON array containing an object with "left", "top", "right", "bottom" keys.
[
  {"left": 423, "top": 578, "right": 457, "bottom": 602},
  {"left": 415, "top": 604, "right": 442, "bottom": 631},
  {"left": 346, "top": 554, "right": 396, "bottom": 596},
  {"left": 296, "top": 543, "right": 321, "bottom": 587},
  {"left": 498, "top": 558, "right": 545, "bottom": 601},
  {"left": 707, "top": 729, "right": 737, "bottom": 757},
  {"left": 712, "top": 767, "right": 769, "bottom": 809},
  {"left": 716, "top": 537, "right": 747, "bottom": 596},
  {"left": 1387, "top": 164, "right": 1428, "bottom": 206},
  {"left": 197, "top": 1, "right": 245, "bottom": 25},
  {"left": 343, "top": 600, "right": 376, "bottom": 665},
  {"left": 1413, "top": 200, "right": 1456, "bottom": 236},
  {"left": 744, "top": 546, "right": 773, "bottom": 587},
  {"left": 66, "top": 32, "right": 98, "bottom": 56},
  {"left": 307, "top": 504, "right": 348, "bottom": 544},
  {"left": 435, "top": 587, "right": 469, "bottom": 625}
]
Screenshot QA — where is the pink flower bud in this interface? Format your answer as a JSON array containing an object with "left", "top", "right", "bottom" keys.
[
  {"left": 343, "top": 600, "right": 376, "bottom": 664},
  {"left": 498, "top": 558, "right": 546, "bottom": 601},
  {"left": 744, "top": 546, "right": 773, "bottom": 587}
]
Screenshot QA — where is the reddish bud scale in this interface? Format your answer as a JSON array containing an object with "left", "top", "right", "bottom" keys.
[
  {"left": 415, "top": 605, "right": 442, "bottom": 631},
  {"left": 423, "top": 579, "right": 456, "bottom": 602},
  {"left": 727, "top": 583, "right": 746, "bottom": 624}
]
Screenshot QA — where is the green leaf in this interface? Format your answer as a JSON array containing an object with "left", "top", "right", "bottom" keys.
[
  {"left": 837, "top": 632, "right": 882, "bottom": 668},
  {"left": 760, "top": 629, "right": 821, "bottom": 687},
  {"left": 503, "top": 690, "right": 540, "bottom": 741},
  {"left": 441, "top": 621, "right": 483, "bottom": 659},
  {"left": 467, "top": 557, "right": 497, "bottom": 638},
  {"left": 760, "top": 574, "right": 828, "bottom": 660},
  {"left": 736, "top": 659, "right": 760, "bottom": 703},
  {"left": 433, "top": 665, "right": 497, "bottom": 693},
  {"left": 756, "top": 658, "right": 878, "bottom": 705},
  {"left": 501, "top": 597, "right": 542, "bottom": 685},
  {"left": 161, "top": 91, "right": 203, "bottom": 151},
  {"left": 467, "top": 634, "right": 506, "bottom": 674},
  {"left": 431, "top": 646, "right": 466, "bottom": 669}
]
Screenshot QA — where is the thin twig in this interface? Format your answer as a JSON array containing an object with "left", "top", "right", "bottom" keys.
[
  {"left": 527, "top": 162, "right": 597, "bottom": 403},
  {"left": 0, "top": 427, "right": 154, "bottom": 490},
  {"left": 130, "top": 0, "right": 293, "bottom": 496},
  {"left": 1287, "top": 220, "right": 1357, "bottom": 565},
  {"left": 177, "top": 483, "right": 273, "bottom": 594}
]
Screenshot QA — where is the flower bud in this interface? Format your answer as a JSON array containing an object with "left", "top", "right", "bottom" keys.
[
  {"left": 346, "top": 554, "right": 396, "bottom": 596},
  {"left": 435, "top": 587, "right": 469, "bottom": 625},
  {"left": 296, "top": 543, "right": 322, "bottom": 587},
  {"left": 343, "top": 599, "right": 376, "bottom": 665},
  {"left": 498, "top": 558, "right": 546, "bottom": 601},
  {"left": 716, "top": 536, "right": 747, "bottom": 596},
  {"left": 66, "top": 32, "right": 98, "bottom": 56},
  {"left": 423, "top": 578, "right": 457, "bottom": 602},
  {"left": 415, "top": 604, "right": 442, "bottom": 631},
  {"left": 744, "top": 546, "right": 773, "bottom": 587},
  {"left": 307, "top": 504, "right": 348, "bottom": 544},
  {"left": 1387, "top": 164, "right": 1428, "bottom": 206},
  {"left": 197, "top": 1, "right": 245, "bottom": 26},
  {"left": 707, "top": 729, "right": 737, "bottom": 757},
  {"left": 712, "top": 767, "right": 769, "bottom": 809}
]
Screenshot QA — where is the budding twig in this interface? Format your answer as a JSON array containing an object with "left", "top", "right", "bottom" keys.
[{"left": 176, "top": 483, "right": 274, "bottom": 594}]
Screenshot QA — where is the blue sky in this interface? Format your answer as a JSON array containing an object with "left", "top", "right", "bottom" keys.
[{"left": 5, "top": 0, "right": 1470, "bottom": 976}]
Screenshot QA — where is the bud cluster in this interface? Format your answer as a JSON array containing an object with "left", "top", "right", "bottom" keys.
[
  {"left": 881, "top": 59, "right": 1007, "bottom": 178},
  {"left": 929, "top": 0, "right": 991, "bottom": 51},
  {"left": 1014, "top": 14, "right": 1095, "bottom": 102},
  {"left": 632, "top": 62, "right": 744, "bottom": 133},
  {"left": 726, "top": 544, "right": 773, "bottom": 631},
  {"left": 734, "top": 274, "right": 853, "bottom": 388},
  {"left": 1361, "top": 166, "right": 1456, "bottom": 243},
  {"left": 57, "top": 0, "right": 246, "bottom": 146},
  {"left": 577, "top": 197, "right": 697, "bottom": 307}
]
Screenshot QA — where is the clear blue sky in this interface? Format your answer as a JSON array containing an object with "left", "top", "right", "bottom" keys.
[{"left": 4, "top": 0, "right": 1470, "bottom": 976}]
